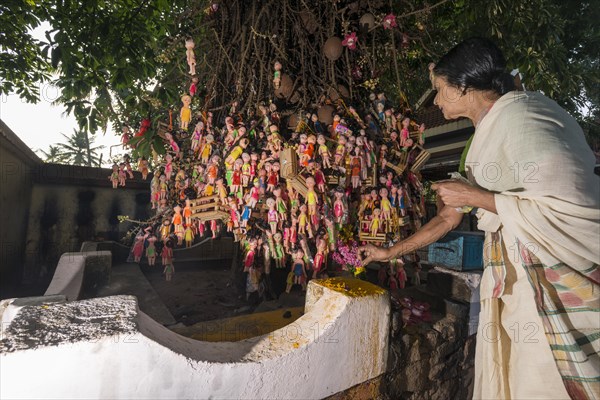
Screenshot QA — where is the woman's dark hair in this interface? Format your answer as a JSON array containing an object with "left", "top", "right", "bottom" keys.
[{"left": 433, "top": 37, "right": 515, "bottom": 95}]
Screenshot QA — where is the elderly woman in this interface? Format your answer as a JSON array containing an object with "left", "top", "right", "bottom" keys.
[{"left": 359, "top": 38, "right": 599, "bottom": 400}]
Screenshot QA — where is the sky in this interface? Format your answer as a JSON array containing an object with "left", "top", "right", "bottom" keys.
[{"left": 0, "top": 21, "right": 123, "bottom": 167}]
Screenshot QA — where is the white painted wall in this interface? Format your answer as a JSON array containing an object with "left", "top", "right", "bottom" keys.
[{"left": 1, "top": 279, "right": 390, "bottom": 399}]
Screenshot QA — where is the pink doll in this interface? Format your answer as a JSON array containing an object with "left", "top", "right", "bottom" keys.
[
  {"left": 180, "top": 95, "right": 192, "bottom": 130},
  {"left": 109, "top": 164, "right": 119, "bottom": 189},
  {"left": 400, "top": 117, "right": 411, "bottom": 147},
  {"left": 249, "top": 153, "right": 258, "bottom": 180},
  {"left": 184, "top": 225, "right": 195, "bottom": 248},
  {"left": 273, "top": 61, "right": 282, "bottom": 89},
  {"left": 165, "top": 132, "right": 180, "bottom": 156},
  {"left": 121, "top": 125, "right": 131, "bottom": 149},
  {"left": 244, "top": 239, "right": 258, "bottom": 272},
  {"left": 124, "top": 155, "right": 134, "bottom": 179},
  {"left": 289, "top": 212, "right": 298, "bottom": 247},
  {"left": 317, "top": 134, "right": 332, "bottom": 169},
  {"left": 164, "top": 154, "right": 173, "bottom": 180},
  {"left": 313, "top": 163, "right": 326, "bottom": 193},
  {"left": 146, "top": 235, "right": 158, "bottom": 266},
  {"left": 241, "top": 153, "right": 251, "bottom": 187},
  {"left": 333, "top": 187, "right": 346, "bottom": 225},
  {"left": 379, "top": 187, "right": 392, "bottom": 222},
  {"left": 132, "top": 234, "right": 145, "bottom": 262},
  {"left": 313, "top": 235, "right": 328, "bottom": 278},
  {"left": 297, "top": 134, "right": 308, "bottom": 159},
  {"left": 191, "top": 122, "right": 204, "bottom": 153},
  {"left": 185, "top": 38, "right": 196, "bottom": 75},
  {"left": 227, "top": 197, "right": 240, "bottom": 232},
  {"left": 210, "top": 219, "right": 219, "bottom": 239},
  {"left": 266, "top": 198, "right": 278, "bottom": 234},
  {"left": 248, "top": 179, "right": 260, "bottom": 208}
]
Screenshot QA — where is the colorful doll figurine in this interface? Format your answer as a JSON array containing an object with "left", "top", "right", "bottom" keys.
[
  {"left": 164, "top": 261, "right": 175, "bottom": 281},
  {"left": 298, "top": 203, "right": 312, "bottom": 238},
  {"left": 172, "top": 205, "right": 184, "bottom": 245},
  {"left": 333, "top": 187, "right": 346, "bottom": 225},
  {"left": 121, "top": 125, "right": 131, "bottom": 149},
  {"left": 183, "top": 198, "right": 193, "bottom": 226},
  {"left": 266, "top": 197, "right": 278, "bottom": 234},
  {"left": 159, "top": 174, "right": 168, "bottom": 201},
  {"left": 199, "top": 134, "right": 214, "bottom": 164},
  {"left": 184, "top": 225, "right": 195, "bottom": 248},
  {"left": 165, "top": 131, "right": 180, "bottom": 157},
  {"left": 118, "top": 162, "right": 127, "bottom": 186},
  {"left": 350, "top": 147, "right": 362, "bottom": 189},
  {"left": 150, "top": 173, "right": 160, "bottom": 209},
  {"left": 185, "top": 38, "right": 196, "bottom": 75},
  {"left": 191, "top": 122, "right": 204, "bottom": 153},
  {"left": 400, "top": 117, "right": 411, "bottom": 147},
  {"left": 267, "top": 231, "right": 285, "bottom": 269},
  {"left": 313, "top": 234, "right": 328, "bottom": 278},
  {"left": 123, "top": 155, "right": 134, "bottom": 179},
  {"left": 180, "top": 94, "right": 192, "bottom": 130},
  {"left": 297, "top": 134, "right": 307, "bottom": 159},
  {"left": 109, "top": 163, "right": 119, "bottom": 189},
  {"left": 313, "top": 162, "right": 327, "bottom": 193},
  {"left": 164, "top": 154, "right": 173, "bottom": 180},
  {"left": 317, "top": 134, "right": 331, "bottom": 169},
  {"left": 248, "top": 179, "right": 260, "bottom": 208},
  {"left": 311, "top": 113, "right": 325, "bottom": 135},
  {"left": 205, "top": 155, "right": 219, "bottom": 186},
  {"left": 334, "top": 135, "right": 347, "bottom": 166},
  {"left": 273, "top": 61, "right": 282, "bottom": 89},
  {"left": 267, "top": 161, "right": 279, "bottom": 193},
  {"left": 289, "top": 211, "right": 298, "bottom": 247},
  {"left": 370, "top": 208, "right": 381, "bottom": 236},
  {"left": 189, "top": 76, "right": 199, "bottom": 96},
  {"left": 286, "top": 248, "right": 307, "bottom": 293},
  {"left": 227, "top": 197, "right": 240, "bottom": 233},
  {"left": 305, "top": 176, "right": 319, "bottom": 226},
  {"left": 244, "top": 239, "right": 258, "bottom": 272},
  {"left": 398, "top": 184, "right": 407, "bottom": 217},
  {"left": 379, "top": 187, "right": 392, "bottom": 231},
  {"left": 146, "top": 234, "right": 158, "bottom": 266},
  {"left": 215, "top": 178, "right": 228, "bottom": 205},
  {"left": 241, "top": 153, "right": 251, "bottom": 187},
  {"left": 132, "top": 233, "right": 145, "bottom": 263},
  {"left": 384, "top": 109, "right": 396, "bottom": 135},
  {"left": 138, "top": 156, "right": 149, "bottom": 180},
  {"left": 240, "top": 196, "right": 252, "bottom": 228},
  {"left": 159, "top": 218, "right": 171, "bottom": 242},
  {"left": 273, "top": 186, "right": 287, "bottom": 223},
  {"left": 249, "top": 153, "right": 258, "bottom": 181},
  {"left": 417, "top": 123, "right": 426, "bottom": 145},
  {"left": 230, "top": 158, "right": 243, "bottom": 197}
]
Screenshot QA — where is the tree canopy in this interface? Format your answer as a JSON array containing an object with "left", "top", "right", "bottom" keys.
[{"left": 2, "top": 0, "right": 598, "bottom": 150}]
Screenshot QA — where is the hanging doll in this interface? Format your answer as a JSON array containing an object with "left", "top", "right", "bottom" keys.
[
  {"left": 379, "top": 187, "right": 392, "bottom": 222},
  {"left": 184, "top": 225, "right": 195, "bottom": 248},
  {"left": 132, "top": 234, "right": 145, "bottom": 263},
  {"left": 273, "top": 187, "right": 287, "bottom": 223},
  {"left": 109, "top": 164, "right": 119, "bottom": 189},
  {"left": 313, "top": 162, "right": 327, "bottom": 193},
  {"left": 241, "top": 153, "right": 251, "bottom": 187},
  {"left": 305, "top": 176, "right": 319, "bottom": 227},
  {"left": 286, "top": 248, "right": 305, "bottom": 293},
  {"left": 370, "top": 208, "right": 381, "bottom": 237},
  {"left": 185, "top": 38, "right": 196, "bottom": 75},
  {"left": 350, "top": 147, "right": 363, "bottom": 189},
  {"left": 273, "top": 61, "right": 282, "bottom": 89},
  {"left": 227, "top": 197, "right": 240, "bottom": 233},
  {"left": 269, "top": 231, "right": 285, "bottom": 269},
  {"left": 317, "top": 134, "right": 331, "bottom": 169},
  {"left": 266, "top": 162, "right": 279, "bottom": 193},
  {"left": 189, "top": 76, "right": 199, "bottom": 96},
  {"left": 240, "top": 196, "right": 253, "bottom": 228},
  {"left": 121, "top": 125, "right": 131, "bottom": 149},
  {"left": 249, "top": 153, "right": 259, "bottom": 181},
  {"left": 230, "top": 158, "right": 243, "bottom": 197},
  {"left": 313, "top": 234, "right": 328, "bottom": 278},
  {"left": 117, "top": 163, "right": 127, "bottom": 187},
  {"left": 215, "top": 178, "right": 228, "bottom": 205},
  {"left": 199, "top": 134, "right": 214, "bottom": 164},
  {"left": 400, "top": 117, "right": 411, "bottom": 148},
  {"left": 334, "top": 135, "right": 347, "bottom": 166},
  {"left": 266, "top": 197, "right": 278, "bottom": 234},
  {"left": 123, "top": 155, "right": 134, "bottom": 179},
  {"left": 191, "top": 122, "right": 204, "bottom": 153},
  {"left": 333, "top": 187, "right": 346, "bottom": 225},
  {"left": 138, "top": 157, "right": 149, "bottom": 180},
  {"left": 146, "top": 235, "right": 158, "bottom": 266},
  {"left": 172, "top": 205, "right": 184, "bottom": 245},
  {"left": 150, "top": 173, "right": 160, "bottom": 209},
  {"left": 244, "top": 239, "right": 258, "bottom": 272},
  {"left": 180, "top": 95, "right": 192, "bottom": 130},
  {"left": 183, "top": 198, "right": 193, "bottom": 226},
  {"left": 164, "top": 154, "right": 173, "bottom": 181}
]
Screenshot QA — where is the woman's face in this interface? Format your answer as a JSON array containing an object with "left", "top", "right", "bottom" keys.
[{"left": 433, "top": 76, "right": 468, "bottom": 120}]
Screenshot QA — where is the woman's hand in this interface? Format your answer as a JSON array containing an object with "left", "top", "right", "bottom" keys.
[
  {"left": 432, "top": 179, "right": 497, "bottom": 213},
  {"left": 357, "top": 244, "right": 390, "bottom": 266}
]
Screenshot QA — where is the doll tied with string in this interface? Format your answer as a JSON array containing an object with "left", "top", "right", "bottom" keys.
[{"left": 185, "top": 38, "right": 196, "bottom": 75}]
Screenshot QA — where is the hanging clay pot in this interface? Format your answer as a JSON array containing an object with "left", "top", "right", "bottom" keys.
[
  {"left": 317, "top": 105, "right": 335, "bottom": 125},
  {"left": 323, "top": 37, "right": 343, "bottom": 61},
  {"left": 274, "top": 74, "right": 293, "bottom": 99},
  {"left": 359, "top": 13, "right": 375, "bottom": 30}
]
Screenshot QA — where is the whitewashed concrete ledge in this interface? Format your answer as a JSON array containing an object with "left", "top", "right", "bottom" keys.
[{"left": 0, "top": 277, "right": 390, "bottom": 400}]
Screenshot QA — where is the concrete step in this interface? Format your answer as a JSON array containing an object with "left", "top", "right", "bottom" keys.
[{"left": 93, "top": 263, "right": 176, "bottom": 326}]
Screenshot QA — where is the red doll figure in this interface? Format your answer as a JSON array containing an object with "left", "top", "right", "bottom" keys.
[
  {"left": 121, "top": 125, "right": 131, "bottom": 149},
  {"left": 289, "top": 212, "right": 298, "bottom": 247},
  {"left": 164, "top": 132, "right": 180, "bottom": 157},
  {"left": 189, "top": 76, "right": 199, "bottom": 96},
  {"left": 161, "top": 240, "right": 173, "bottom": 266},
  {"left": 350, "top": 147, "right": 362, "bottom": 189},
  {"left": 230, "top": 158, "right": 243, "bottom": 197},
  {"left": 228, "top": 196, "right": 240, "bottom": 232},
  {"left": 199, "top": 134, "right": 214, "bottom": 164},
  {"left": 333, "top": 187, "right": 346, "bottom": 225},
  {"left": 266, "top": 162, "right": 277, "bottom": 193},
  {"left": 132, "top": 234, "right": 145, "bottom": 262},
  {"left": 249, "top": 153, "right": 258, "bottom": 180},
  {"left": 109, "top": 164, "right": 119, "bottom": 189},
  {"left": 266, "top": 198, "right": 278, "bottom": 234},
  {"left": 313, "top": 162, "right": 326, "bottom": 193},
  {"left": 244, "top": 239, "right": 258, "bottom": 272},
  {"left": 248, "top": 179, "right": 260, "bottom": 209},
  {"left": 313, "top": 235, "right": 327, "bottom": 278},
  {"left": 164, "top": 154, "right": 173, "bottom": 181},
  {"left": 400, "top": 117, "right": 411, "bottom": 147},
  {"left": 210, "top": 219, "right": 218, "bottom": 239}
]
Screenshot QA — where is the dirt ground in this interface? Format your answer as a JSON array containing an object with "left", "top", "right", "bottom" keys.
[{"left": 141, "top": 260, "right": 248, "bottom": 326}]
